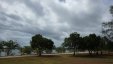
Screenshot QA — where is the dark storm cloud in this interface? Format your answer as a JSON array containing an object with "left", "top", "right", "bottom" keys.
[{"left": 0, "top": 0, "right": 112, "bottom": 46}]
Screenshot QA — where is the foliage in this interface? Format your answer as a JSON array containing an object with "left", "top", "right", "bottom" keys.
[
  {"left": 102, "top": 5, "right": 113, "bottom": 52},
  {"left": 22, "top": 46, "right": 32, "bottom": 54},
  {"left": 63, "top": 32, "right": 81, "bottom": 56},
  {"left": 0, "top": 41, "right": 4, "bottom": 56},
  {"left": 102, "top": 6, "right": 113, "bottom": 41},
  {"left": 55, "top": 46, "right": 66, "bottom": 53},
  {"left": 0, "top": 40, "right": 20, "bottom": 56},
  {"left": 63, "top": 32, "right": 106, "bottom": 55},
  {"left": 30, "top": 34, "right": 54, "bottom": 56}
]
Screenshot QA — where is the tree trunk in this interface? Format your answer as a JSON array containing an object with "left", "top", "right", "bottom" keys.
[
  {"left": 7, "top": 50, "right": 10, "bottom": 56},
  {"left": 73, "top": 47, "right": 76, "bottom": 56},
  {"left": 7, "top": 52, "right": 9, "bottom": 56},
  {"left": 20, "top": 48, "right": 22, "bottom": 56},
  {"left": 101, "top": 51, "right": 103, "bottom": 55},
  {"left": 0, "top": 51, "right": 1, "bottom": 56},
  {"left": 108, "top": 51, "right": 111, "bottom": 54},
  {"left": 96, "top": 51, "right": 98, "bottom": 55},
  {"left": 73, "top": 50, "right": 75, "bottom": 56},
  {"left": 88, "top": 50, "right": 92, "bottom": 55},
  {"left": 37, "top": 50, "right": 42, "bottom": 56},
  {"left": 38, "top": 50, "right": 42, "bottom": 56},
  {"left": 7, "top": 49, "right": 13, "bottom": 56}
]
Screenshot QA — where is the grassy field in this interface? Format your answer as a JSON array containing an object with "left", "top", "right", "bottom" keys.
[{"left": 0, "top": 54, "right": 113, "bottom": 64}]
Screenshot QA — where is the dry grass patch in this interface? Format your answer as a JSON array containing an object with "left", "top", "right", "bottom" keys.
[{"left": 0, "top": 55, "right": 113, "bottom": 64}]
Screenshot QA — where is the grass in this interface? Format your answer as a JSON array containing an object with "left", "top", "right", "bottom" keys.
[{"left": 0, "top": 54, "right": 113, "bottom": 64}]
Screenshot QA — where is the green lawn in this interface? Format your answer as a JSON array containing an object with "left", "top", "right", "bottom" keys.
[{"left": 0, "top": 55, "right": 113, "bottom": 64}]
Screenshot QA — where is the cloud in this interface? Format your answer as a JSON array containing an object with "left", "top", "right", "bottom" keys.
[{"left": 0, "top": 0, "right": 112, "bottom": 46}]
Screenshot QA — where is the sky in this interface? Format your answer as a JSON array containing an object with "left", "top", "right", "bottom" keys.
[{"left": 0, "top": 0, "right": 113, "bottom": 47}]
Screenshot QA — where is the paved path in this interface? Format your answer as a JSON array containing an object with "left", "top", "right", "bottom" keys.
[
  {"left": 0, "top": 52, "right": 88, "bottom": 58},
  {"left": 0, "top": 54, "right": 60, "bottom": 58},
  {"left": 0, "top": 55, "right": 37, "bottom": 58}
]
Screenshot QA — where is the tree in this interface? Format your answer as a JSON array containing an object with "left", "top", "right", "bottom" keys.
[
  {"left": 44, "top": 38, "right": 54, "bottom": 54},
  {"left": 3, "top": 40, "right": 20, "bottom": 56},
  {"left": 63, "top": 32, "right": 81, "bottom": 56},
  {"left": 78, "top": 37, "right": 86, "bottom": 51},
  {"left": 98, "top": 36, "right": 105, "bottom": 55},
  {"left": 104, "top": 37, "right": 113, "bottom": 53},
  {"left": 102, "top": 6, "right": 113, "bottom": 53},
  {"left": 62, "top": 38, "right": 73, "bottom": 53},
  {"left": 22, "top": 46, "right": 32, "bottom": 54},
  {"left": 0, "top": 41, "right": 4, "bottom": 56},
  {"left": 94, "top": 36, "right": 104, "bottom": 55},
  {"left": 70, "top": 32, "right": 81, "bottom": 55},
  {"left": 55, "top": 47, "right": 66, "bottom": 53},
  {"left": 30, "top": 34, "right": 54, "bottom": 56},
  {"left": 83, "top": 34, "right": 105, "bottom": 55},
  {"left": 102, "top": 6, "right": 113, "bottom": 42},
  {"left": 62, "top": 38, "right": 72, "bottom": 49},
  {"left": 85, "top": 34, "right": 98, "bottom": 55}
]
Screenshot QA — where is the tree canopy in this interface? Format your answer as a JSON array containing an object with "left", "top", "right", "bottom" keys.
[
  {"left": 0, "top": 40, "right": 20, "bottom": 56},
  {"left": 63, "top": 32, "right": 81, "bottom": 56},
  {"left": 63, "top": 32, "right": 105, "bottom": 55},
  {"left": 30, "top": 34, "right": 54, "bottom": 56}
]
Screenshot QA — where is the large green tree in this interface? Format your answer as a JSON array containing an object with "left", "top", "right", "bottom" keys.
[
  {"left": 83, "top": 34, "right": 105, "bottom": 55},
  {"left": 63, "top": 32, "right": 81, "bottom": 56},
  {"left": 30, "top": 34, "right": 54, "bottom": 56}
]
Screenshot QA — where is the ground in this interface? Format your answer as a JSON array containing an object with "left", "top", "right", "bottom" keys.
[{"left": 0, "top": 54, "right": 113, "bottom": 64}]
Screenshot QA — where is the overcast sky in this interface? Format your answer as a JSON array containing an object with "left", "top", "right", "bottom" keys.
[{"left": 0, "top": 0, "right": 113, "bottom": 46}]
